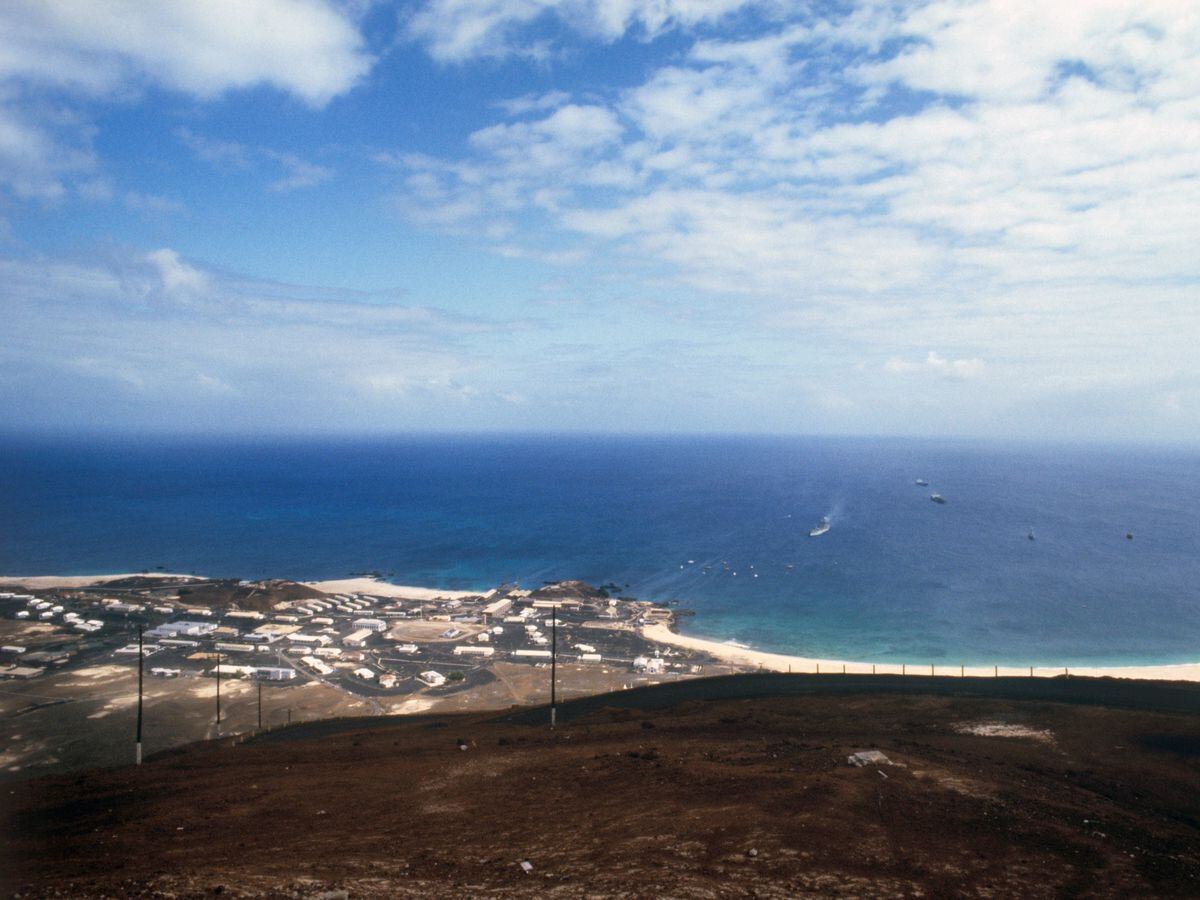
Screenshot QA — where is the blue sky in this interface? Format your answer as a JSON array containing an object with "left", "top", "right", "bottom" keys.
[{"left": 2, "top": 0, "right": 1198, "bottom": 440}]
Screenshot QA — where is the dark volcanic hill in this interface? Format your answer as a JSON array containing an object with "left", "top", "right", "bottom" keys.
[{"left": 3, "top": 675, "right": 1199, "bottom": 898}]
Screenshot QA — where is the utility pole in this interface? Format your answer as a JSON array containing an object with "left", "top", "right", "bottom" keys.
[
  {"left": 215, "top": 648, "right": 221, "bottom": 736},
  {"left": 257, "top": 680, "right": 262, "bottom": 731},
  {"left": 136, "top": 624, "right": 144, "bottom": 765},
  {"left": 550, "top": 604, "right": 557, "bottom": 728}
]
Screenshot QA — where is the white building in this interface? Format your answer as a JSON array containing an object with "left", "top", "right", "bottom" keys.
[
  {"left": 353, "top": 667, "right": 376, "bottom": 680},
  {"left": 419, "top": 670, "right": 446, "bottom": 687},
  {"left": 634, "top": 655, "right": 666, "bottom": 674},
  {"left": 288, "top": 633, "right": 331, "bottom": 646},
  {"left": 300, "top": 655, "right": 334, "bottom": 676},
  {"left": 213, "top": 664, "right": 257, "bottom": 678},
  {"left": 453, "top": 645, "right": 495, "bottom": 657},
  {"left": 215, "top": 642, "right": 256, "bottom": 653},
  {"left": 147, "top": 620, "right": 217, "bottom": 639},
  {"left": 256, "top": 667, "right": 295, "bottom": 680},
  {"left": 343, "top": 628, "right": 374, "bottom": 647},
  {"left": 352, "top": 618, "right": 388, "bottom": 632},
  {"left": 226, "top": 610, "right": 265, "bottom": 621}
]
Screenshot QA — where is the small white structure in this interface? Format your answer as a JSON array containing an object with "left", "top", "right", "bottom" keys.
[
  {"left": 633, "top": 655, "right": 666, "bottom": 674},
  {"left": 1, "top": 645, "right": 27, "bottom": 654},
  {"left": 184, "top": 607, "right": 213, "bottom": 617},
  {"left": 393, "top": 643, "right": 419, "bottom": 654},
  {"left": 379, "top": 673, "right": 398, "bottom": 689},
  {"left": 353, "top": 666, "right": 376, "bottom": 680},
  {"left": 575, "top": 643, "right": 597, "bottom": 654},
  {"left": 215, "top": 642, "right": 256, "bottom": 653},
  {"left": 352, "top": 618, "right": 388, "bottom": 632},
  {"left": 289, "top": 632, "right": 331, "bottom": 646},
  {"left": 148, "top": 621, "right": 216, "bottom": 638},
  {"left": 213, "top": 664, "right": 257, "bottom": 678},
  {"left": 453, "top": 645, "right": 495, "bottom": 657},
  {"left": 256, "top": 667, "right": 296, "bottom": 681},
  {"left": 579, "top": 653, "right": 602, "bottom": 662},
  {"left": 482, "top": 597, "right": 512, "bottom": 617},
  {"left": 513, "top": 649, "right": 552, "bottom": 659},
  {"left": 116, "top": 643, "right": 158, "bottom": 655},
  {"left": 343, "top": 628, "right": 374, "bottom": 647},
  {"left": 301, "top": 655, "right": 334, "bottom": 676},
  {"left": 226, "top": 610, "right": 265, "bottom": 621},
  {"left": 150, "top": 667, "right": 181, "bottom": 677},
  {"left": 419, "top": 670, "right": 446, "bottom": 687}
]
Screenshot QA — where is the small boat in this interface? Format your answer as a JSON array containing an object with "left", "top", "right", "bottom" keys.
[
  {"left": 1027, "top": 530, "right": 1035, "bottom": 541},
  {"left": 1126, "top": 532, "right": 1133, "bottom": 540},
  {"left": 930, "top": 493, "right": 947, "bottom": 504},
  {"left": 915, "top": 478, "right": 928, "bottom": 486},
  {"left": 809, "top": 516, "right": 831, "bottom": 537}
]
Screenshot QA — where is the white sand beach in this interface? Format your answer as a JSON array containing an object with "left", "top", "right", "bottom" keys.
[
  {"left": 641, "top": 623, "right": 1200, "bottom": 683},
  {"left": 0, "top": 573, "right": 205, "bottom": 589},
  {"left": 304, "top": 577, "right": 480, "bottom": 601}
]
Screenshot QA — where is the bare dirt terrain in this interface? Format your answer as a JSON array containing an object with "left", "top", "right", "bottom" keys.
[{"left": 3, "top": 674, "right": 1199, "bottom": 898}]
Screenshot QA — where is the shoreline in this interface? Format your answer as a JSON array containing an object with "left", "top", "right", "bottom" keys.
[
  {"left": 640, "top": 623, "right": 1200, "bottom": 683},
  {"left": 300, "top": 577, "right": 481, "bottom": 601},
  {"left": 5, "top": 572, "right": 1197, "bottom": 682}
]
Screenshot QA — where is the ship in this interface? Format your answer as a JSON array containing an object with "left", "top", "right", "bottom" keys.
[
  {"left": 930, "top": 493, "right": 947, "bottom": 504},
  {"left": 809, "top": 516, "right": 831, "bottom": 537},
  {"left": 915, "top": 478, "right": 928, "bottom": 486}
]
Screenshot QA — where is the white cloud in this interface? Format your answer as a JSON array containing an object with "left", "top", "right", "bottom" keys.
[
  {"left": 885, "top": 352, "right": 985, "bottom": 380},
  {"left": 177, "top": 130, "right": 334, "bottom": 193},
  {"left": 146, "top": 248, "right": 209, "bottom": 295},
  {"left": 0, "top": 101, "right": 93, "bottom": 199},
  {"left": 493, "top": 89, "right": 571, "bottom": 116},
  {"left": 265, "top": 151, "right": 334, "bottom": 192},
  {"left": 0, "top": 0, "right": 373, "bottom": 106},
  {"left": 1, "top": 247, "right": 540, "bottom": 432},
  {"left": 175, "top": 128, "right": 251, "bottom": 169},
  {"left": 0, "top": 1, "right": 372, "bottom": 205},
  {"left": 408, "top": 0, "right": 761, "bottom": 62},
  {"left": 387, "top": 0, "right": 1200, "bottom": 427}
]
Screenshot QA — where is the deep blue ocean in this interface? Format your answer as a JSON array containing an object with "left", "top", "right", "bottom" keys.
[{"left": 2, "top": 434, "right": 1198, "bottom": 666}]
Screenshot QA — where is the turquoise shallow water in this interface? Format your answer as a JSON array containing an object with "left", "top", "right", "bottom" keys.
[{"left": 2, "top": 434, "right": 1198, "bottom": 666}]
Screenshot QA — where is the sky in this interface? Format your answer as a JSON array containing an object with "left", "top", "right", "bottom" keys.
[{"left": 2, "top": 0, "right": 1198, "bottom": 441}]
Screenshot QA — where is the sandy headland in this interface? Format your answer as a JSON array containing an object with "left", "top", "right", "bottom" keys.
[{"left": 301, "top": 577, "right": 480, "bottom": 601}]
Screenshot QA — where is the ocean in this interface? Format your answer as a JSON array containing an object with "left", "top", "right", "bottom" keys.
[{"left": 2, "top": 434, "right": 1198, "bottom": 666}]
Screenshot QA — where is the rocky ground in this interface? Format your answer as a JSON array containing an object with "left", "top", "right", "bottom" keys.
[{"left": 3, "top": 674, "right": 1199, "bottom": 897}]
